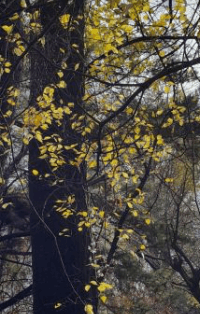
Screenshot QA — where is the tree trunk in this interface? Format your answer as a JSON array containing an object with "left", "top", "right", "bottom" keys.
[{"left": 29, "top": 1, "right": 94, "bottom": 313}]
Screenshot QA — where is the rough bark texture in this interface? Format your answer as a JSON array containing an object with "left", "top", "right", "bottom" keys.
[{"left": 29, "top": 1, "right": 94, "bottom": 313}]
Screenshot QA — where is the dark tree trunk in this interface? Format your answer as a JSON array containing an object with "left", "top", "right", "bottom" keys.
[{"left": 29, "top": 1, "right": 95, "bottom": 313}]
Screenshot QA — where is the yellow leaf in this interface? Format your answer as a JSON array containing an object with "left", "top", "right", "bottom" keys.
[
  {"left": 35, "top": 131, "right": 43, "bottom": 143},
  {"left": 90, "top": 263, "right": 100, "bottom": 268},
  {"left": 129, "top": 147, "right": 136, "bottom": 154},
  {"left": 61, "top": 61, "right": 67, "bottom": 69},
  {"left": 32, "top": 169, "right": 39, "bottom": 176},
  {"left": 134, "top": 125, "right": 140, "bottom": 134},
  {"left": 157, "top": 135, "right": 164, "bottom": 145},
  {"left": 23, "top": 137, "right": 29, "bottom": 145},
  {"left": 2, "top": 202, "right": 13, "bottom": 209},
  {"left": 82, "top": 94, "right": 90, "bottom": 101},
  {"left": 9, "top": 13, "right": 19, "bottom": 21},
  {"left": 104, "top": 43, "right": 118, "bottom": 54},
  {"left": 78, "top": 211, "right": 88, "bottom": 217},
  {"left": 90, "top": 28, "right": 101, "bottom": 40},
  {"left": 64, "top": 107, "right": 72, "bottom": 115},
  {"left": 43, "top": 86, "right": 54, "bottom": 96},
  {"left": 4, "top": 110, "right": 12, "bottom": 117},
  {"left": 131, "top": 210, "right": 138, "bottom": 217},
  {"left": 156, "top": 109, "right": 163, "bottom": 116},
  {"left": 121, "top": 233, "right": 129, "bottom": 240},
  {"left": 85, "top": 285, "right": 91, "bottom": 292},
  {"left": 111, "top": 159, "right": 118, "bottom": 167},
  {"left": 145, "top": 218, "right": 151, "bottom": 225},
  {"left": 14, "top": 46, "right": 25, "bottom": 56},
  {"left": 38, "top": 37, "right": 45, "bottom": 47},
  {"left": 127, "top": 202, "right": 133, "bottom": 208},
  {"left": 164, "top": 86, "right": 170, "bottom": 93},
  {"left": 88, "top": 160, "right": 97, "bottom": 168},
  {"left": 99, "top": 211, "right": 105, "bottom": 218},
  {"left": 122, "top": 172, "right": 129, "bottom": 179},
  {"left": 132, "top": 175, "right": 138, "bottom": 184},
  {"left": 4, "top": 62, "right": 11, "bottom": 67},
  {"left": 130, "top": 250, "right": 138, "bottom": 258},
  {"left": 97, "top": 282, "right": 113, "bottom": 292},
  {"left": 90, "top": 280, "right": 98, "bottom": 285},
  {"left": 74, "top": 63, "right": 80, "bottom": 70},
  {"left": 143, "top": 3, "right": 150, "bottom": 11},
  {"left": 72, "top": 43, "right": 79, "bottom": 49},
  {"left": 165, "top": 177, "right": 174, "bottom": 183},
  {"left": 162, "top": 117, "right": 173, "bottom": 128},
  {"left": 0, "top": 178, "right": 5, "bottom": 185},
  {"left": 4, "top": 68, "right": 11, "bottom": 73},
  {"left": 20, "top": 0, "right": 27, "bottom": 8},
  {"left": 103, "top": 221, "right": 110, "bottom": 228},
  {"left": 2, "top": 25, "right": 13, "bottom": 34},
  {"left": 121, "top": 25, "right": 133, "bottom": 33},
  {"left": 127, "top": 229, "right": 133, "bottom": 234},
  {"left": 59, "top": 14, "right": 70, "bottom": 26},
  {"left": 159, "top": 50, "right": 165, "bottom": 57},
  {"left": 100, "top": 295, "right": 107, "bottom": 303},
  {"left": 33, "top": 10, "right": 40, "bottom": 20},
  {"left": 126, "top": 107, "right": 133, "bottom": 114},
  {"left": 57, "top": 71, "right": 64, "bottom": 78},
  {"left": 140, "top": 244, "right": 146, "bottom": 250},
  {"left": 84, "top": 304, "right": 94, "bottom": 314},
  {"left": 57, "top": 80, "right": 67, "bottom": 88},
  {"left": 54, "top": 302, "right": 62, "bottom": 309},
  {"left": 13, "top": 89, "right": 20, "bottom": 97}
]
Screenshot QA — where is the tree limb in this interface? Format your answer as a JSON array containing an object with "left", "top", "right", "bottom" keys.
[{"left": 0, "top": 284, "right": 33, "bottom": 311}]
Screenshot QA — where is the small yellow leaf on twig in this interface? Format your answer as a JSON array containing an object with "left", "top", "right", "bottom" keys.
[
  {"left": 100, "top": 295, "right": 107, "bottom": 303},
  {"left": 85, "top": 285, "right": 91, "bottom": 292},
  {"left": 2, "top": 25, "right": 13, "bottom": 34},
  {"left": 32, "top": 169, "right": 39, "bottom": 176},
  {"left": 59, "top": 14, "right": 70, "bottom": 25},
  {"left": 145, "top": 218, "right": 151, "bottom": 225},
  {"left": 97, "top": 282, "right": 113, "bottom": 292},
  {"left": 20, "top": 0, "right": 27, "bottom": 8},
  {"left": 140, "top": 244, "right": 146, "bottom": 250},
  {"left": 54, "top": 302, "right": 62, "bottom": 309},
  {"left": 84, "top": 304, "right": 94, "bottom": 314}
]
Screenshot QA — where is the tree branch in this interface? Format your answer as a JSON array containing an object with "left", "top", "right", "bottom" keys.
[
  {"left": 0, "top": 231, "right": 30, "bottom": 243},
  {"left": 0, "top": 284, "right": 32, "bottom": 311}
]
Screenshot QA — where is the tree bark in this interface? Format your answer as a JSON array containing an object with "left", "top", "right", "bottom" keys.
[{"left": 29, "top": 1, "right": 95, "bottom": 313}]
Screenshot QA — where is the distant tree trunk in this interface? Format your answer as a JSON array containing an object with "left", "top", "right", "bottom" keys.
[{"left": 29, "top": 1, "right": 95, "bottom": 313}]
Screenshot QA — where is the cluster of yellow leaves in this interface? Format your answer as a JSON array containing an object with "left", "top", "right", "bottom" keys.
[
  {"left": 0, "top": 132, "right": 11, "bottom": 146},
  {"left": 77, "top": 102, "right": 175, "bottom": 191},
  {"left": 54, "top": 196, "right": 75, "bottom": 223},
  {"left": 39, "top": 136, "right": 66, "bottom": 168},
  {"left": 6, "top": 86, "right": 20, "bottom": 106},
  {"left": 77, "top": 206, "right": 106, "bottom": 232},
  {"left": 77, "top": 213, "right": 96, "bottom": 231},
  {"left": 85, "top": 304, "right": 94, "bottom": 314},
  {"left": 5, "top": 32, "right": 26, "bottom": 56},
  {"left": 23, "top": 85, "right": 71, "bottom": 146},
  {"left": 84, "top": 281, "right": 113, "bottom": 313},
  {"left": 151, "top": 97, "right": 186, "bottom": 129},
  {"left": 0, "top": 56, "right": 12, "bottom": 75}
]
